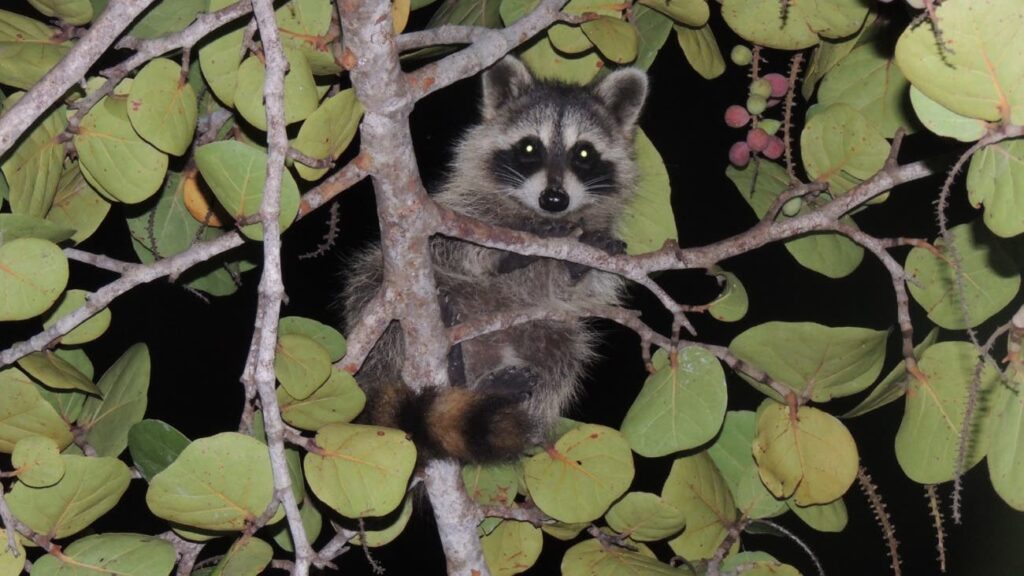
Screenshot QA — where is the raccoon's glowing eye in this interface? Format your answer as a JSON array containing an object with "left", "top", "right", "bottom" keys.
[
  {"left": 571, "top": 143, "right": 598, "bottom": 168},
  {"left": 513, "top": 137, "right": 544, "bottom": 163}
]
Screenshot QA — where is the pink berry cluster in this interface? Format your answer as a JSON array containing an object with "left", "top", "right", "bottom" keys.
[{"left": 725, "top": 49, "right": 789, "bottom": 168}]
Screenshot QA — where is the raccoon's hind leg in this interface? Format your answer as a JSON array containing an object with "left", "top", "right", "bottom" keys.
[{"left": 439, "top": 289, "right": 466, "bottom": 387}]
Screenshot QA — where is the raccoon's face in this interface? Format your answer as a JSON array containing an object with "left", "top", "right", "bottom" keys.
[{"left": 470, "top": 58, "right": 648, "bottom": 219}]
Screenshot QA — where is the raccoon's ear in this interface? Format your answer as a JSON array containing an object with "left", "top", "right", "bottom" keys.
[
  {"left": 594, "top": 69, "right": 648, "bottom": 131},
  {"left": 482, "top": 57, "right": 534, "bottom": 120}
]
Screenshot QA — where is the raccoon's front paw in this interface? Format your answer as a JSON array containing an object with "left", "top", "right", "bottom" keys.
[
  {"left": 497, "top": 252, "right": 539, "bottom": 274},
  {"left": 477, "top": 365, "right": 539, "bottom": 403},
  {"left": 579, "top": 230, "right": 627, "bottom": 256},
  {"left": 526, "top": 219, "right": 576, "bottom": 239}
]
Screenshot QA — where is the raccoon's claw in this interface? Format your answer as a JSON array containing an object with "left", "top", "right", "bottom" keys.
[
  {"left": 579, "top": 230, "right": 627, "bottom": 255},
  {"left": 478, "top": 365, "right": 538, "bottom": 402},
  {"left": 497, "top": 252, "right": 538, "bottom": 274}
]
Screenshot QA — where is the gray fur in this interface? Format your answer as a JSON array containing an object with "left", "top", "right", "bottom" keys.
[{"left": 343, "top": 57, "right": 648, "bottom": 455}]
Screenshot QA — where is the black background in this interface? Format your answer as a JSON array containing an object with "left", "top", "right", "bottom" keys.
[{"left": 4, "top": 2, "right": 1024, "bottom": 574}]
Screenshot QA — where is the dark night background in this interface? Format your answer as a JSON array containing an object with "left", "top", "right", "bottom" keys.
[{"left": 3, "top": 2, "right": 1024, "bottom": 575}]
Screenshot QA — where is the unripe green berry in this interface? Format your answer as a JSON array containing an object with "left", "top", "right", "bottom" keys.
[
  {"left": 781, "top": 197, "right": 803, "bottom": 217},
  {"left": 746, "top": 95, "right": 767, "bottom": 115},
  {"left": 730, "top": 45, "right": 753, "bottom": 66},
  {"left": 750, "top": 78, "right": 772, "bottom": 98},
  {"left": 759, "top": 118, "right": 781, "bottom": 135}
]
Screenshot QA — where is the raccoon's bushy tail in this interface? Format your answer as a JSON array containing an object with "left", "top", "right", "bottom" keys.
[{"left": 371, "top": 386, "right": 532, "bottom": 462}]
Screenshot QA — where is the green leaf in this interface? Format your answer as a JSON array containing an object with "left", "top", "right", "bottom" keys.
[
  {"left": 581, "top": 17, "right": 638, "bottom": 64},
  {"left": 631, "top": 5, "right": 673, "bottom": 71},
  {"left": 79, "top": 343, "right": 150, "bottom": 458},
  {"left": 817, "top": 43, "right": 915, "bottom": 138},
  {"left": 910, "top": 86, "right": 987, "bottom": 143},
  {"left": 0, "top": 529, "right": 25, "bottom": 575},
  {"left": 726, "top": 159, "right": 864, "bottom": 278},
  {"left": 721, "top": 0, "right": 869, "bottom": 50},
  {"left": 524, "top": 424, "right": 634, "bottom": 523},
  {"left": 843, "top": 327, "right": 940, "bottom": 418},
  {"left": 662, "top": 452, "right": 735, "bottom": 560},
  {"left": 905, "top": 221, "right": 1020, "bottom": 329},
  {"left": 620, "top": 347, "right": 727, "bottom": 457},
  {"left": 0, "top": 237, "right": 68, "bottom": 321},
  {"left": 128, "top": 419, "right": 191, "bottom": 482},
  {"left": 481, "top": 519, "right": 543, "bottom": 576},
  {"left": 7, "top": 455, "right": 130, "bottom": 538},
  {"left": 270, "top": 496, "right": 324, "bottom": 552},
  {"left": 194, "top": 141, "right": 301, "bottom": 241},
  {"left": 27, "top": 0, "right": 94, "bottom": 24},
  {"left": 675, "top": 24, "right": 724, "bottom": 80},
  {"left": 0, "top": 10, "right": 70, "bottom": 90},
  {"left": 41, "top": 289, "right": 112, "bottom": 346},
  {"left": 604, "top": 492, "right": 685, "bottom": 542},
  {"left": 212, "top": 537, "right": 273, "bottom": 576},
  {"left": 989, "top": 368, "right": 1024, "bottom": 510},
  {"left": 278, "top": 368, "right": 365, "bottom": 430},
  {"left": 128, "top": 0, "right": 204, "bottom": 39},
  {"left": 519, "top": 36, "right": 603, "bottom": 85},
  {"left": 234, "top": 49, "right": 319, "bottom": 131},
  {"left": 45, "top": 161, "right": 111, "bottom": 244},
  {"left": 279, "top": 316, "right": 347, "bottom": 362},
  {"left": 17, "top": 350, "right": 100, "bottom": 395},
  {"left": 562, "top": 539, "right": 685, "bottom": 576},
  {"left": 802, "top": 12, "right": 876, "bottom": 100},
  {"left": 0, "top": 368, "right": 73, "bottom": 452},
  {"left": 31, "top": 533, "right": 174, "bottom": 576},
  {"left": 198, "top": 0, "right": 245, "bottom": 106},
  {"left": 431, "top": 0, "right": 503, "bottom": 29},
  {"left": 275, "top": 0, "right": 340, "bottom": 75},
  {"left": 708, "top": 267, "right": 748, "bottom": 322},
  {"left": 304, "top": 423, "right": 417, "bottom": 518},
  {"left": 127, "top": 58, "right": 198, "bottom": 156},
  {"left": 74, "top": 95, "right": 169, "bottom": 204},
  {"left": 967, "top": 139, "right": 1024, "bottom": 238},
  {"left": 463, "top": 462, "right": 520, "bottom": 506},
  {"left": 292, "top": 89, "right": 364, "bottom": 181},
  {"left": 0, "top": 213, "right": 73, "bottom": 244},
  {"left": 348, "top": 494, "right": 411, "bottom": 547},
  {"left": 1, "top": 93, "right": 66, "bottom": 217},
  {"left": 787, "top": 498, "right": 848, "bottom": 532},
  {"left": 638, "top": 0, "right": 708, "bottom": 27},
  {"left": 801, "top": 104, "right": 890, "bottom": 194},
  {"left": 895, "top": 0, "right": 1024, "bottom": 124},
  {"left": 618, "top": 129, "right": 676, "bottom": 254},
  {"left": 12, "top": 435, "right": 64, "bottom": 488},
  {"left": 147, "top": 432, "right": 280, "bottom": 531},
  {"left": 249, "top": 410, "right": 305, "bottom": 505},
  {"left": 730, "top": 321, "right": 888, "bottom": 402},
  {"left": 275, "top": 333, "right": 332, "bottom": 400},
  {"left": 752, "top": 401, "right": 859, "bottom": 506},
  {"left": 706, "top": 411, "right": 787, "bottom": 520},
  {"left": 720, "top": 551, "right": 799, "bottom": 576},
  {"left": 895, "top": 341, "right": 1004, "bottom": 484}
]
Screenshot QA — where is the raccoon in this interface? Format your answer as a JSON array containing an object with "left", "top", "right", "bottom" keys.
[{"left": 343, "top": 57, "right": 648, "bottom": 462}]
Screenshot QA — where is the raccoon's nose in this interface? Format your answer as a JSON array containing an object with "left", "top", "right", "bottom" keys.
[{"left": 539, "top": 187, "right": 569, "bottom": 213}]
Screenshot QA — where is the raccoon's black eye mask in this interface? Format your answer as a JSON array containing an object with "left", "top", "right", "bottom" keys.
[{"left": 514, "top": 137, "right": 544, "bottom": 165}]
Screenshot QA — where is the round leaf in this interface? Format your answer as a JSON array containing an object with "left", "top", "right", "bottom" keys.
[
  {"left": 1, "top": 93, "right": 66, "bottom": 217},
  {"left": 604, "top": 492, "right": 685, "bottom": 541},
  {"left": 197, "top": 0, "right": 245, "bottom": 106},
  {"left": 752, "top": 401, "right": 859, "bottom": 506},
  {"left": 708, "top": 268, "right": 748, "bottom": 322},
  {"left": 304, "top": 423, "right": 417, "bottom": 518},
  {"left": 279, "top": 316, "right": 347, "bottom": 362},
  {"left": 0, "top": 11, "right": 70, "bottom": 91},
  {"left": 127, "top": 58, "right": 198, "bottom": 156},
  {"left": 842, "top": 327, "right": 940, "bottom": 419},
  {"left": 632, "top": 5, "right": 674, "bottom": 71},
  {"left": 722, "top": 0, "right": 868, "bottom": 50},
  {"left": 905, "top": 221, "right": 1020, "bottom": 329},
  {"left": 661, "top": 452, "right": 735, "bottom": 560},
  {"left": 618, "top": 129, "right": 676, "bottom": 254},
  {"left": 989, "top": 367, "right": 1024, "bottom": 510},
  {"left": 581, "top": 17, "right": 638, "bottom": 64},
  {"left": 896, "top": 341, "right": 1004, "bottom": 484},
  {"left": 730, "top": 321, "right": 888, "bottom": 402},
  {"left": 967, "top": 138, "right": 1024, "bottom": 238},
  {"left": 128, "top": 0, "right": 204, "bottom": 39},
  {"left": 520, "top": 36, "right": 603, "bottom": 85},
  {"left": 562, "top": 539, "right": 683, "bottom": 576},
  {"left": 0, "top": 213, "right": 74, "bottom": 243},
  {"left": 620, "top": 346, "right": 727, "bottom": 457},
  {"left": 817, "top": 43, "right": 915, "bottom": 137},
  {"left": 234, "top": 49, "right": 319, "bottom": 131},
  {"left": 30, "top": 533, "right": 175, "bottom": 576},
  {"left": 638, "top": 0, "right": 708, "bottom": 27},
  {"left": 6, "top": 455, "right": 130, "bottom": 538},
  {"left": 706, "top": 411, "right": 787, "bottom": 520},
  {"left": 721, "top": 551, "right": 800, "bottom": 576},
  {"left": 17, "top": 350, "right": 99, "bottom": 395},
  {"left": 213, "top": 537, "right": 273, "bottom": 576},
  {"left": 278, "top": 368, "right": 365, "bottom": 430},
  {"left": 146, "top": 432, "right": 280, "bottom": 531},
  {"left": 910, "top": 86, "right": 986, "bottom": 142},
  {"left": 786, "top": 498, "right": 848, "bottom": 532},
  {"left": 523, "top": 424, "right": 634, "bottom": 523},
  {"left": 128, "top": 419, "right": 191, "bottom": 482},
  {"left": 481, "top": 519, "right": 543, "bottom": 576},
  {"left": 0, "top": 529, "right": 25, "bottom": 576},
  {"left": 801, "top": 104, "right": 890, "bottom": 195},
  {"left": 79, "top": 343, "right": 150, "bottom": 458},
  {"left": 270, "top": 496, "right": 324, "bottom": 552},
  {"left": 45, "top": 161, "right": 112, "bottom": 244},
  {"left": 26, "top": 0, "right": 94, "bottom": 25},
  {"left": 74, "top": 95, "right": 168, "bottom": 204},
  {"left": 675, "top": 24, "right": 725, "bottom": 81},
  {"left": 349, "top": 494, "right": 411, "bottom": 547},
  {"left": 12, "top": 435, "right": 64, "bottom": 487},
  {"left": 292, "top": 89, "right": 364, "bottom": 181},
  {"left": 0, "top": 237, "right": 68, "bottom": 321},
  {"left": 194, "top": 140, "right": 301, "bottom": 241},
  {"left": 463, "top": 462, "right": 520, "bottom": 506},
  {"left": 895, "top": 0, "right": 1024, "bottom": 124},
  {"left": 42, "top": 289, "right": 112, "bottom": 345},
  {"left": 276, "top": 0, "right": 340, "bottom": 75},
  {"left": 275, "top": 333, "right": 332, "bottom": 400},
  {"left": 0, "top": 367, "right": 73, "bottom": 452}
]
